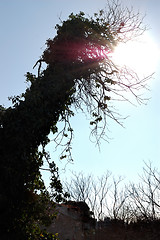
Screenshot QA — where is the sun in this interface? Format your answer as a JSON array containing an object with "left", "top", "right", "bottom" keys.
[{"left": 112, "top": 33, "right": 160, "bottom": 77}]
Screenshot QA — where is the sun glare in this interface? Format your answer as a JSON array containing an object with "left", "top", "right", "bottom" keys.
[{"left": 112, "top": 33, "right": 160, "bottom": 77}]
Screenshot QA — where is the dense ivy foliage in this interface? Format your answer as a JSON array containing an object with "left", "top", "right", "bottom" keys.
[{"left": 0, "top": 4, "right": 148, "bottom": 239}]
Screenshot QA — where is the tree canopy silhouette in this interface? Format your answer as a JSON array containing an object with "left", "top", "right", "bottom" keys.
[{"left": 0, "top": 1, "right": 151, "bottom": 239}]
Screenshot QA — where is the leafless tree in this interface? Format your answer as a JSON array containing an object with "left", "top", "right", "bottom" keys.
[
  {"left": 64, "top": 171, "right": 129, "bottom": 221},
  {"left": 104, "top": 176, "right": 129, "bottom": 222},
  {"left": 63, "top": 172, "right": 92, "bottom": 202},
  {"left": 127, "top": 162, "right": 160, "bottom": 221},
  {"left": 64, "top": 163, "right": 160, "bottom": 223},
  {"left": 64, "top": 171, "right": 112, "bottom": 219}
]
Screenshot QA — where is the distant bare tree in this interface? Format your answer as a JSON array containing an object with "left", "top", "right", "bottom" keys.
[
  {"left": 127, "top": 162, "right": 160, "bottom": 221},
  {"left": 64, "top": 171, "right": 129, "bottom": 220},
  {"left": 64, "top": 172, "right": 92, "bottom": 202},
  {"left": 93, "top": 172, "right": 112, "bottom": 219},
  {"left": 64, "top": 171, "right": 112, "bottom": 219},
  {"left": 64, "top": 162, "right": 160, "bottom": 223},
  {"left": 104, "top": 176, "right": 129, "bottom": 222}
]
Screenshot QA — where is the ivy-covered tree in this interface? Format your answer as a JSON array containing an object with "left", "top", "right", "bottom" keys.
[{"left": 0, "top": 1, "right": 151, "bottom": 239}]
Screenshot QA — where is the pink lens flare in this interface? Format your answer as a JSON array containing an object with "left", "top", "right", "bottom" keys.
[{"left": 52, "top": 40, "right": 112, "bottom": 63}]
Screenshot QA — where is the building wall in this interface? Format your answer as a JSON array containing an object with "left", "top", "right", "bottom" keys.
[{"left": 47, "top": 203, "right": 95, "bottom": 240}]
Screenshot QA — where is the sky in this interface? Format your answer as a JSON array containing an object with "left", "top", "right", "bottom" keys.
[{"left": 0, "top": 0, "right": 160, "bottom": 186}]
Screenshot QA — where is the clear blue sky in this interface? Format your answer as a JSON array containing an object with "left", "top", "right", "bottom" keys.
[{"left": 0, "top": 0, "right": 160, "bottom": 186}]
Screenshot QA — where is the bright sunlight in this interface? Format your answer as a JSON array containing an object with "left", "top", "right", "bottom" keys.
[{"left": 112, "top": 33, "right": 160, "bottom": 77}]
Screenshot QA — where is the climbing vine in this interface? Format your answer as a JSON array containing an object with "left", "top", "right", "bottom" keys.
[{"left": 0, "top": 1, "right": 150, "bottom": 239}]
